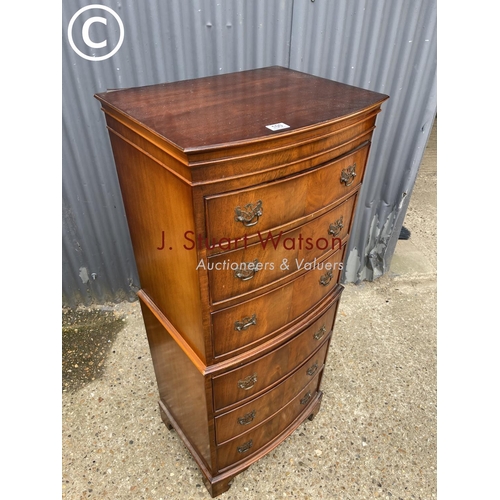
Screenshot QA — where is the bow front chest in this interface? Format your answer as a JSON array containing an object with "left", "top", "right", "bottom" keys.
[{"left": 95, "top": 66, "right": 388, "bottom": 497}]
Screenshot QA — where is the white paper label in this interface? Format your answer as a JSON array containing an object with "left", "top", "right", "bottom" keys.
[{"left": 265, "top": 122, "right": 290, "bottom": 131}]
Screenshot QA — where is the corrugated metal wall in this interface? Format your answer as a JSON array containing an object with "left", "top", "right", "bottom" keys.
[
  {"left": 289, "top": 0, "right": 437, "bottom": 281},
  {"left": 62, "top": 0, "right": 436, "bottom": 307}
]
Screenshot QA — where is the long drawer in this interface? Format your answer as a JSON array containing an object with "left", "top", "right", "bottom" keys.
[
  {"left": 216, "top": 367, "right": 324, "bottom": 471},
  {"left": 212, "top": 316, "right": 333, "bottom": 411},
  {"left": 205, "top": 143, "right": 369, "bottom": 244},
  {"left": 207, "top": 194, "right": 356, "bottom": 305},
  {"left": 211, "top": 248, "right": 345, "bottom": 358}
]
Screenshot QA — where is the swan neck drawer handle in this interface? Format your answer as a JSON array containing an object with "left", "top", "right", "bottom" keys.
[
  {"left": 234, "top": 200, "right": 263, "bottom": 227},
  {"left": 237, "top": 440, "right": 253, "bottom": 453},
  {"left": 300, "top": 391, "right": 312, "bottom": 405},
  {"left": 307, "top": 362, "right": 319, "bottom": 376},
  {"left": 238, "top": 373, "right": 257, "bottom": 390},
  {"left": 313, "top": 325, "right": 327, "bottom": 340},
  {"left": 328, "top": 216, "right": 344, "bottom": 237},
  {"left": 234, "top": 314, "right": 257, "bottom": 331},
  {"left": 238, "top": 410, "right": 256, "bottom": 426},
  {"left": 234, "top": 259, "right": 260, "bottom": 281},
  {"left": 319, "top": 269, "right": 333, "bottom": 286},
  {"left": 340, "top": 164, "right": 356, "bottom": 186}
]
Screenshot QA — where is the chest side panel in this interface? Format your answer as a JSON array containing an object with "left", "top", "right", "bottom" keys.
[{"left": 107, "top": 130, "right": 207, "bottom": 362}]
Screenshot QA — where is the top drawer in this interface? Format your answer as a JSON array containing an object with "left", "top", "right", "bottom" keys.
[{"left": 205, "top": 143, "right": 369, "bottom": 245}]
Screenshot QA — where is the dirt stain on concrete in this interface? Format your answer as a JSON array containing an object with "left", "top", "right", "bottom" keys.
[{"left": 62, "top": 308, "right": 125, "bottom": 393}]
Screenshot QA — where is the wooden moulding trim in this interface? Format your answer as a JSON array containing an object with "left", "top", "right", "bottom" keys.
[
  {"left": 188, "top": 108, "right": 380, "bottom": 168},
  {"left": 214, "top": 391, "right": 324, "bottom": 478},
  {"left": 97, "top": 98, "right": 386, "bottom": 158},
  {"left": 190, "top": 128, "right": 376, "bottom": 188},
  {"left": 137, "top": 290, "right": 207, "bottom": 374},
  {"left": 96, "top": 102, "right": 190, "bottom": 165},
  {"left": 106, "top": 126, "right": 193, "bottom": 186},
  {"left": 104, "top": 118, "right": 373, "bottom": 190},
  {"left": 103, "top": 110, "right": 193, "bottom": 180},
  {"left": 99, "top": 102, "right": 380, "bottom": 188},
  {"left": 158, "top": 399, "right": 213, "bottom": 475},
  {"left": 137, "top": 285, "right": 343, "bottom": 377},
  {"left": 183, "top": 101, "right": 387, "bottom": 154}
]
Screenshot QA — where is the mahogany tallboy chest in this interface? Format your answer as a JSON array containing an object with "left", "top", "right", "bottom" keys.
[{"left": 95, "top": 67, "right": 388, "bottom": 497}]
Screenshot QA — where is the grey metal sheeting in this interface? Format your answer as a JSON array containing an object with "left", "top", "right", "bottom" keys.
[{"left": 62, "top": 0, "right": 436, "bottom": 306}]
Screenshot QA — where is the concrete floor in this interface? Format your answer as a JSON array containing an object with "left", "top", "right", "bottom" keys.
[{"left": 62, "top": 120, "right": 437, "bottom": 500}]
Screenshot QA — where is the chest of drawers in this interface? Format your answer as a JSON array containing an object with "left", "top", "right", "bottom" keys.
[{"left": 95, "top": 66, "right": 388, "bottom": 497}]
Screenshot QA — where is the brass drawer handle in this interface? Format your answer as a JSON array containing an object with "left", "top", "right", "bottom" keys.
[
  {"left": 234, "top": 259, "right": 260, "bottom": 281},
  {"left": 234, "top": 200, "right": 263, "bottom": 227},
  {"left": 328, "top": 216, "right": 344, "bottom": 237},
  {"left": 313, "top": 325, "right": 326, "bottom": 341},
  {"left": 238, "top": 373, "right": 257, "bottom": 390},
  {"left": 319, "top": 269, "right": 333, "bottom": 286},
  {"left": 238, "top": 410, "right": 256, "bottom": 426},
  {"left": 340, "top": 164, "right": 356, "bottom": 186},
  {"left": 307, "top": 362, "right": 319, "bottom": 376},
  {"left": 234, "top": 314, "right": 257, "bottom": 331},
  {"left": 237, "top": 439, "right": 253, "bottom": 454},
  {"left": 300, "top": 391, "right": 312, "bottom": 405}
]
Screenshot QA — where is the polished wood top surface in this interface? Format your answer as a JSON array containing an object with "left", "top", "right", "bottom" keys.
[{"left": 95, "top": 66, "right": 388, "bottom": 152}]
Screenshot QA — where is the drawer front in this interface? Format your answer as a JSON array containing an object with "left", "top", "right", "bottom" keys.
[
  {"left": 205, "top": 144, "right": 369, "bottom": 243},
  {"left": 207, "top": 195, "right": 356, "bottom": 305},
  {"left": 212, "top": 248, "right": 345, "bottom": 358},
  {"left": 216, "top": 369, "right": 323, "bottom": 471},
  {"left": 212, "top": 315, "right": 333, "bottom": 411},
  {"left": 215, "top": 339, "right": 330, "bottom": 444}
]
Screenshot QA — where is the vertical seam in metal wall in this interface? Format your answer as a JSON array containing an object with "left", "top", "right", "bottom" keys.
[{"left": 287, "top": 0, "right": 295, "bottom": 68}]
